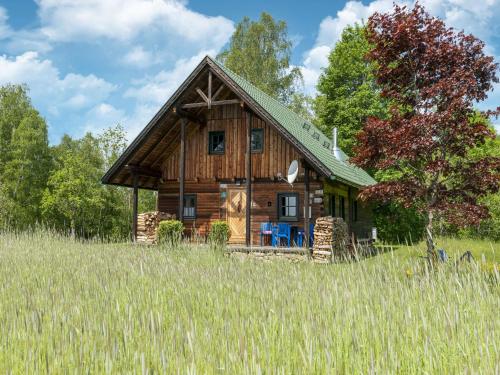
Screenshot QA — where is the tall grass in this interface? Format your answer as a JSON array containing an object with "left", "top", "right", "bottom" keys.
[{"left": 0, "top": 231, "right": 498, "bottom": 373}]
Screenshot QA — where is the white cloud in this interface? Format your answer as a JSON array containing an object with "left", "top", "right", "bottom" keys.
[
  {"left": 37, "top": 0, "right": 233, "bottom": 51},
  {"left": 125, "top": 50, "right": 214, "bottom": 105},
  {"left": 123, "top": 46, "right": 155, "bottom": 68},
  {"left": 0, "top": 51, "right": 116, "bottom": 117}
]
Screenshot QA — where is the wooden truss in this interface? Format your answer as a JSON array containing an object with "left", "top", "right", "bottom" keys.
[{"left": 181, "top": 70, "right": 241, "bottom": 109}]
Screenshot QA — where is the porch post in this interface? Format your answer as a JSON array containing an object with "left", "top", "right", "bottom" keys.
[
  {"left": 179, "top": 117, "right": 186, "bottom": 221},
  {"left": 132, "top": 172, "right": 139, "bottom": 242},
  {"left": 245, "top": 110, "right": 252, "bottom": 247},
  {"left": 304, "top": 164, "right": 310, "bottom": 251}
]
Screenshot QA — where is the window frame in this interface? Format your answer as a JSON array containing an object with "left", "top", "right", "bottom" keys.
[
  {"left": 277, "top": 192, "right": 299, "bottom": 222},
  {"left": 251, "top": 128, "right": 264, "bottom": 153},
  {"left": 339, "top": 196, "right": 346, "bottom": 220},
  {"left": 208, "top": 131, "right": 225, "bottom": 155},
  {"left": 183, "top": 194, "right": 197, "bottom": 219},
  {"left": 330, "top": 194, "right": 336, "bottom": 217}
]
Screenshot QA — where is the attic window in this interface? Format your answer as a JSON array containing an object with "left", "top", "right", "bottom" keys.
[
  {"left": 323, "top": 141, "right": 330, "bottom": 149},
  {"left": 302, "top": 122, "right": 311, "bottom": 130},
  {"left": 312, "top": 132, "right": 320, "bottom": 140}
]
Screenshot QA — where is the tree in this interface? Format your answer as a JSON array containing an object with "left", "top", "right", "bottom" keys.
[
  {"left": 351, "top": 4, "right": 500, "bottom": 257},
  {"left": 1, "top": 110, "right": 51, "bottom": 229},
  {"left": 217, "top": 12, "right": 302, "bottom": 104},
  {"left": 42, "top": 134, "right": 106, "bottom": 237},
  {"left": 0, "top": 86, "right": 52, "bottom": 230},
  {"left": 315, "top": 24, "right": 386, "bottom": 155},
  {"left": 0, "top": 85, "right": 32, "bottom": 175}
]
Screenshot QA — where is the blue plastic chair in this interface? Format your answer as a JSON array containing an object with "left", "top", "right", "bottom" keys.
[
  {"left": 273, "top": 223, "right": 291, "bottom": 247},
  {"left": 260, "top": 222, "right": 273, "bottom": 246},
  {"left": 295, "top": 228, "right": 304, "bottom": 247}
]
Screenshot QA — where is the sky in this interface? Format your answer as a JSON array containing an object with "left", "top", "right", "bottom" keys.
[{"left": 0, "top": 0, "right": 499, "bottom": 144}]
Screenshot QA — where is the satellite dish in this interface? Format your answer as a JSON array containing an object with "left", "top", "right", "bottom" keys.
[{"left": 287, "top": 160, "right": 299, "bottom": 185}]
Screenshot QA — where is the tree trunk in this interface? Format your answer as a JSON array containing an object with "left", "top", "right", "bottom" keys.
[
  {"left": 70, "top": 218, "right": 76, "bottom": 239},
  {"left": 426, "top": 211, "right": 436, "bottom": 261}
]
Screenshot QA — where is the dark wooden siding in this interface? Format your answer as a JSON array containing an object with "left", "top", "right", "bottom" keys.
[
  {"left": 158, "top": 180, "right": 324, "bottom": 245},
  {"left": 160, "top": 104, "right": 302, "bottom": 181}
]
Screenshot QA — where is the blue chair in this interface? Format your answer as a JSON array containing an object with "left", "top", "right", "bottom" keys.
[
  {"left": 260, "top": 222, "right": 273, "bottom": 246},
  {"left": 273, "top": 223, "right": 292, "bottom": 247},
  {"left": 295, "top": 228, "right": 304, "bottom": 247}
]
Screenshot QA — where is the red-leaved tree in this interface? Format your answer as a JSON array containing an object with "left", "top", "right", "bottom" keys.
[{"left": 351, "top": 4, "right": 500, "bottom": 257}]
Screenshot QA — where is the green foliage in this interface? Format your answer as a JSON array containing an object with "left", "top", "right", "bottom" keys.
[
  {"left": 315, "top": 24, "right": 386, "bottom": 155},
  {"left": 0, "top": 85, "right": 51, "bottom": 230},
  {"left": 373, "top": 203, "right": 425, "bottom": 244},
  {"left": 217, "top": 12, "right": 302, "bottom": 105},
  {"left": 157, "top": 220, "right": 184, "bottom": 247},
  {"left": 208, "top": 220, "right": 231, "bottom": 249},
  {"left": 0, "top": 231, "right": 498, "bottom": 372}
]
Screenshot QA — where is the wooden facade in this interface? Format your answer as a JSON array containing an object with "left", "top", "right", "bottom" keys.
[{"left": 102, "top": 56, "right": 374, "bottom": 245}]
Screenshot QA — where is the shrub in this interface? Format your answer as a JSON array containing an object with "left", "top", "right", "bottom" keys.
[
  {"left": 208, "top": 220, "right": 231, "bottom": 249},
  {"left": 373, "top": 202, "right": 425, "bottom": 244},
  {"left": 157, "top": 220, "right": 184, "bottom": 247}
]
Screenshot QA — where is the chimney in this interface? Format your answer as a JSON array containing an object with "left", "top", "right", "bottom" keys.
[{"left": 332, "top": 127, "right": 343, "bottom": 161}]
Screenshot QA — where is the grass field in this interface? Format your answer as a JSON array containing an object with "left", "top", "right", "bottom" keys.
[{"left": 0, "top": 231, "right": 498, "bottom": 373}]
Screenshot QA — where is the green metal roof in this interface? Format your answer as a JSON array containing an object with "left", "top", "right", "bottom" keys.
[{"left": 212, "top": 58, "right": 376, "bottom": 188}]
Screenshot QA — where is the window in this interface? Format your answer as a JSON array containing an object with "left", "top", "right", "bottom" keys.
[
  {"left": 277, "top": 193, "right": 299, "bottom": 221},
  {"left": 251, "top": 128, "right": 264, "bottom": 152},
  {"left": 183, "top": 194, "right": 196, "bottom": 219},
  {"left": 330, "top": 195, "right": 336, "bottom": 217},
  {"left": 339, "top": 196, "right": 346, "bottom": 220},
  {"left": 209, "top": 131, "right": 225, "bottom": 154},
  {"left": 352, "top": 200, "right": 358, "bottom": 222}
]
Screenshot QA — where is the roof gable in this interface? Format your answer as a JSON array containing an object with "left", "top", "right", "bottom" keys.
[
  {"left": 102, "top": 56, "right": 375, "bottom": 188},
  {"left": 210, "top": 58, "right": 376, "bottom": 187}
]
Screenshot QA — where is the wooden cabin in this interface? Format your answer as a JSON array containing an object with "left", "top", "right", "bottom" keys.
[{"left": 102, "top": 56, "right": 376, "bottom": 246}]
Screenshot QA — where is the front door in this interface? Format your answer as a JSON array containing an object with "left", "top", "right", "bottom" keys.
[{"left": 227, "top": 189, "right": 246, "bottom": 243}]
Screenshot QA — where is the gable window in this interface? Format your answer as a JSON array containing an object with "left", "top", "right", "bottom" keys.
[
  {"left": 339, "top": 196, "right": 346, "bottom": 220},
  {"left": 209, "top": 131, "right": 225, "bottom": 154},
  {"left": 251, "top": 128, "right": 264, "bottom": 152},
  {"left": 183, "top": 194, "right": 196, "bottom": 219},
  {"left": 277, "top": 193, "right": 299, "bottom": 221}
]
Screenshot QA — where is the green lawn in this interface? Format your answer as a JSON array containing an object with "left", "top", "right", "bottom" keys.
[{"left": 0, "top": 231, "right": 498, "bottom": 373}]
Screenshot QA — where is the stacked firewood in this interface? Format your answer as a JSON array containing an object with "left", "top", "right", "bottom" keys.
[
  {"left": 312, "top": 216, "right": 348, "bottom": 263},
  {"left": 136, "top": 211, "right": 176, "bottom": 244}
]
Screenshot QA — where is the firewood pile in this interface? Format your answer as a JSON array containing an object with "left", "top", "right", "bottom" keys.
[
  {"left": 312, "top": 216, "right": 348, "bottom": 263},
  {"left": 136, "top": 211, "right": 176, "bottom": 244}
]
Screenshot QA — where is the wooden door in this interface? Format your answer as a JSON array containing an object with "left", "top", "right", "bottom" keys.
[{"left": 227, "top": 189, "right": 246, "bottom": 243}]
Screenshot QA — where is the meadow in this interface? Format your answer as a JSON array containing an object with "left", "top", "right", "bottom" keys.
[{"left": 0, "top": 231, "right": 498, "bottom": 373}]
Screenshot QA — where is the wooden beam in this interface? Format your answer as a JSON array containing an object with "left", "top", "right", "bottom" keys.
[
  {"left": 180, "top": 98, "right": 241, "bottom": 109},
  {"left": 208, "top": 71, "right": 212, "bottom": 109},
  {"left": 132, "top": 173, "right": 139, "bottom": 242},
  {"left": 304, "top": 164, "right": 311, "bottom": 253},
  {"left": 136, "top": 122, "right": 178, "bottom": 165},
  {"left": 245, "top": 110, "right": 252, "bottom": 247},
  {"left": 126, "top": 165, "right": 161, "bottom": 178},
  {"left": 211, "top": 83, "right": 224, "bottom": 101},
  {"left": 196, "top": 87, "right": 209, "bottom": 103},
  {"left": 179, "top": 118, "right": 186, "bottom": 221},
  {"left": 173, "top": 107, "right": 206, "bottom": 125}
]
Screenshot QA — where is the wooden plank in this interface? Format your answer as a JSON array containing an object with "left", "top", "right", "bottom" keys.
[
  {"left": 132, "top": 173, "right": 139, "bottom": 242},
  {"left": 179, "top": 118, "right": 186, "bottom": 221},
  {"left": 246, "top": 110, "right": 252, "bottom": 247},
  {"left": 304, "top": 164, "right": 310, "bottom": 252}
]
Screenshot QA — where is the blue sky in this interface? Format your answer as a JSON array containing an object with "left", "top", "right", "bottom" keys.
[{"left": 0, "top": 0, "right": 499, "bottom": 144}]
